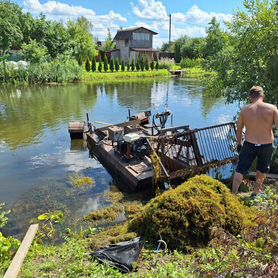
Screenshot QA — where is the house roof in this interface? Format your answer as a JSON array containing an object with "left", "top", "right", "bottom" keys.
[{"left": 113, "top": 27, "right": 158, "bottom": 40}]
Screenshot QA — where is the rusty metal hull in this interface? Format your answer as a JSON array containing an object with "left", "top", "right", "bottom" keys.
[{"left": 87, "top": 133, "right": 153, "bottom": 192}]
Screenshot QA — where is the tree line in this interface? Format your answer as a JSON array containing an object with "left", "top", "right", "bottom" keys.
[
  {"left": 164, "top": 0, "right": 278, "bottom": 104},
  {"left": 85, "top": 56, "right": 159, "bottom": 72},
  {"left": 0, "top": 1, "right": 96, "bottom": 64}
]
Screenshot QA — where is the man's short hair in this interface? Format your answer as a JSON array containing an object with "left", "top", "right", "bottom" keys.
[{"left": 249, "top": 86, "right": 265, "bottom": 99}]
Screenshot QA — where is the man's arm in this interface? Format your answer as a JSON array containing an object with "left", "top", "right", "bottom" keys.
[
  {"left": 236, "top": 112, "right": 244, "bottom": 146},
  {"left": 274, "top": 106, "right": 278, "bottom": 136}
]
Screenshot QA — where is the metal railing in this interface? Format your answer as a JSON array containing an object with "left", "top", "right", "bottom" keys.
[{"left": 149, "top": 122, "right": 238, "bottom": 181}]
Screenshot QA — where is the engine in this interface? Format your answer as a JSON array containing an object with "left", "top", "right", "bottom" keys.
[{"left": 116, "top": 134, "right": 150, "bottom": 160}]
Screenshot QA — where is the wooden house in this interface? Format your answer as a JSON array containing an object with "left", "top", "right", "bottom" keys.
[{"left": 111, "top": 27, "right": 159, "bottom": 62}]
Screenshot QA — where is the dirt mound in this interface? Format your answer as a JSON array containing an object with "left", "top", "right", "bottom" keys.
[{"left": 128, "top": 175, "right": 256, "bottom": 251}]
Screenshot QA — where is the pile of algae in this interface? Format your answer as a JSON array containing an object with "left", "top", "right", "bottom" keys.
[{"left": 128, "top": 175, "right": 258, "bottom": 251}]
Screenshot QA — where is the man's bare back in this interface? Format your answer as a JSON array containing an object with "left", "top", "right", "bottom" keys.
[
  {"left": 239, "top": 100, "right": 276, "bottom": 144},
  {"left": 232, "top": 85, "right": 278, "bottom": 195}
]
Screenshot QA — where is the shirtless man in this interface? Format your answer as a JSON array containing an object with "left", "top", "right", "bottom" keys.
[{"left": 232, "top": 85, "right": 278, "bottom": 195}]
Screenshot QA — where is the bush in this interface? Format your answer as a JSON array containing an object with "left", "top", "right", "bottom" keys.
[
  {"left": 98, "top": 60, "right": 102, "bottom": 72},
  {"left": 157, "top": 58, "right": 175, "bottom": 70},
  {"left": 85, "top": 57, "right": 90, "bottom": 72},
  {"left": 0, "top": 203, "right": 20, "bottom": 276},
  {"left": 136, "top": 59, "right": 140, "bottom": 71},
  {"left": 140, "top": 57, "right": 144, "bottom": 71},
  {"left": 26, "top": 59, "right": 83, "bottom": 83},
  {"left": 126, "top": 60, "right": 130, "bottom": 71},
  {"left": 120, "top": 60, "right": 125, "bottom": 72},
  {"left": 103, "top": 56, "right": 108, "bottom": 72},
  {"left": 150, "top": 60, "right": 154, "bottom": 71},
  {"left": 131, "top": 59, "right": 135, "bottom": 71},
  {"left": 109, "top": 59, "right": 114, "bottom": 72},
  {"left": 128, "top": 175, "right": 257, "bottom": 251},
  {"left": 115, "top": 59, "right": 119, "bottom": 72},
  {"left": 155, "top": 60, "right": 159, "bottom": 71},
  {"left": 145, "top": 58, "right": 149, "bottom": 71},
  {"left": 180, "top": 58, "right": 205, "bottom": 68},
  {"left": 91, "top": 56, "right": 96, "bottom": 72}
]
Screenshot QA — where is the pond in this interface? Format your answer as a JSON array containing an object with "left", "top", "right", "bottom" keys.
[{"left": 0, "top": 78, "right": 239, "bottom": 236}]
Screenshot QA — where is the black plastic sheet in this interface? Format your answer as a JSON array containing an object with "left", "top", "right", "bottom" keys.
[{"left": 91, "top": 237, "right": 144, "bottom": 273}]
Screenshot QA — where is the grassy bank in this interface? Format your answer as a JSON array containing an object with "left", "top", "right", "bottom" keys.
[
  {"left": 17, "top": 178, "right": 278, "bottom": 278},
  {"left": 83, "top": 69, "right": 170, "bottom": 82},
  {"left": 183, "top": 67, "right": 215, "bottom": 78}
]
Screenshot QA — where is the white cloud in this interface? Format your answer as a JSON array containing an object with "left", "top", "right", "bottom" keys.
[
  {"left": 134, "top": 20, "right": 206, "bottom": 48},
  {"left": 23, "top": 0, "right": 127, "bottom": 40},
  {"left": 131, "top": 0, "right": 168, "bottom": 20},
  {"left": 172, "top": 5, "right": 232, "bottom": 25},
  {"left": 131, "top": 3, "right": 231, "bottom": 47},
  {"left": 24, "top": 0, "right": 96, "bottom": 17},
  {"left": 172, "top": 25, "right": 207, "bottom": 38}
]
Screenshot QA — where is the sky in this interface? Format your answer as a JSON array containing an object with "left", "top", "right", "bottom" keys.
[{"left": 14, "top": 0, "right": 245, "bottom": 47}]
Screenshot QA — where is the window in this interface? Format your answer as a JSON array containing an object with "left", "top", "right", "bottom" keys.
[{"left": 133, "top": 32, "right": 150, "bottom": 41}]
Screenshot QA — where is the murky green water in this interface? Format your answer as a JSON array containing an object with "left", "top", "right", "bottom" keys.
[{"left": 0, "top": 78, "right": 238, "bottom": 236}]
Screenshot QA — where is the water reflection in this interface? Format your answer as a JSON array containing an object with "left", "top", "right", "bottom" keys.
[{"left": 0, "top": 84, "right": 98, "bottom": 149}]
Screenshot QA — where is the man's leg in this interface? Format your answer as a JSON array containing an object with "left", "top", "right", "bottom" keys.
[
  {"left": 232, "top": 171, "right": 244, "bottom": 194},
  {"left": 255, "top": 144, "right": 273, "bottom": 195},
  {"left": 253, "top": 171, "right": 266, "bottom": 195}
]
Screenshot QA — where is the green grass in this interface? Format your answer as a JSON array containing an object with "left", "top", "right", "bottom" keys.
[
  {"left": 19, "top": 184, "right": 278, "bottom": 278},
  {"left": 20, "top": 233, "right": 196, "bottom": 278},
  {"left": 83, "top": 69, "right": 170, "bottom": 82},
  {"left": 182, "top": 67, "right": 215, "bottom": 78}
]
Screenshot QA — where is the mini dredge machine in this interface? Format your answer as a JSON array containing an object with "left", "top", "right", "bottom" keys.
[{"left": 69, "top": 110, "right": 238, "bottom": 191}]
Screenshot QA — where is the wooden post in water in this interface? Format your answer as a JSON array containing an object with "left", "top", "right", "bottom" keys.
[{"left": 4, "top": 224, "right": 39, "bottom": 278}]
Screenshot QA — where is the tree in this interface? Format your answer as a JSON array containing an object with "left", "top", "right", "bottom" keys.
[
  {"left": 173, "top": 36, "right": 189, "bottom": 63},
  {"left": 121, "top": 59, "right": 125, "bottom": 71},
  {"left": 67, "top": 17, "right": 96, "bottom": 65},
  {"left": 181, "top": 38, "right": 206, "bottom": 59},
  {"left": 115, "top": 59, "right": 119, "bottom": 71},
  {"left": 208, "top": 0, "right": 278, "bottom": 104},
  {"left": 204, "top": 17, "right": 226, "bottom": 59},
  {"left": 98, "top": 60, "right": 102, "bottom": 72},
  {"left": 161, "top": 42, "right": 174, "bottom": 52},
  {"left": 109, "top": 58, "right": 114, "bottom": 72},
  {"left": 91, "top": 56, "right": 96, "bottom": 72},
  {"left": 136, "top": 59, "right": 140, "bottom": 71},
  {"left": 131, "top": 59, "right": 135, "bottom": 71},
  {"left": 145, "top": 58, "right": 149, "bottom": 71},
  {"left": 155, "top": 60, "right": 159, "bottom": 71},
  {"left": 150, "top": 60, "right": 154, "bottom": 70},
  {"left": 140, "top": 56, "right": 144, "bottom": 71},
  {"left": 22, "top": 39, "right": 48, "bottom": 63},
  {"left": 85, "top": 57, "right": 90, "bottom": 72},
  {"left": 101, "top": 29, "right": 115, "bottom": 52},
  {"left": 126, "top": 59, "right": 130, "bottom": 71},
  {"left": 103, "top": 55, "right": 108, "bottom": 72},
  {"left": 44, "top": 21, "right": 71, "bottom": 59},
  {"left": 0, "top": 1, "right": 23, "bottom": 81}
]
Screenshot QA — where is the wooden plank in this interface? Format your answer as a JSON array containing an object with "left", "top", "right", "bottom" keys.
[{"left": 4, "top": 224, "right": 39, "bottom": 278}]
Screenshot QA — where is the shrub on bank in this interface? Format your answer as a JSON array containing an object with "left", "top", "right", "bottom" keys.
[
  {"left": 180, "top": 58, "right": 205, "bottom": 68},
  {"left": 0, "top": 203, "right": 20, "bottom": 276},
  {"left": 157, "top": 58, "right": 175, "bottom": 70},
  {"left": 128, "top": 175, "right": 257, "bottom": 251},
  {"left": 0, "top": 59, "right": 84, "bottom": 83}
]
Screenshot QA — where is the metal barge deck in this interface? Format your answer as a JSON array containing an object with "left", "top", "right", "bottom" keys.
[{"left": 87, "top": 131, "right": 153, "bottom": 192}]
